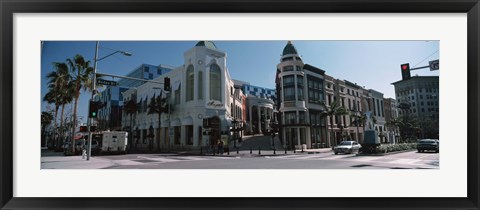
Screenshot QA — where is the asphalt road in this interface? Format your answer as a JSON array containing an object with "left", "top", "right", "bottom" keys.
[{"left": 98, "top": 150, "right": 439, "bottom": 169}]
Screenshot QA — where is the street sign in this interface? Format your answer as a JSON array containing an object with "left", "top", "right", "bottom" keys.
[
  {"left": 429, "top": 59, "right": 439, "bottom": 71},
  {"left": 97, "top": 79, "right": 117, "bottom": 86}
]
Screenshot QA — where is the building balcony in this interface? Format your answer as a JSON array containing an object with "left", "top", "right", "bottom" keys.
[
  {"left": 279, "top": 100, "right": 306, "bottom": 111},
  {"left": 278, "top": 70, "right": 305, "bottom": 78}
]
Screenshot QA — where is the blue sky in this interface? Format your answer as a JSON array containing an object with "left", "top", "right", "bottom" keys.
[{"left": 41, "top": 40, "right": 439, "bottom": 124}]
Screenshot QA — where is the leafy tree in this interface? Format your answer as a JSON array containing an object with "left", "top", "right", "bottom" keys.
[
  {"left": 396, "top": 115, "right": 418, "bottom": 142},
  {"left": 42, "top": 91, "right": 60, "bottom": 147}
]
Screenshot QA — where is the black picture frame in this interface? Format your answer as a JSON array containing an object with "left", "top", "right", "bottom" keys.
[{"left": 1, "top": 0, "right": 479, "bottom": 209}]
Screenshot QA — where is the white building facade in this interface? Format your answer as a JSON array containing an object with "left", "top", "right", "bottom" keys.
[{"left": 121, "top": 41, "right": 238, "bottom": 151}]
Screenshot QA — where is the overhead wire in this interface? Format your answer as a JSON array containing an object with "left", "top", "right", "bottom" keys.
[{"left": 411, "top": 49, "right": 439, "bottom": 68}]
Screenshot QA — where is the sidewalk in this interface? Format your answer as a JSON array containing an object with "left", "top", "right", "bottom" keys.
[
  {"left": 41, "top": 150, "right": 114, "bottom": 169},
  {"left": 180, "top": 145, "right": 333, "bottom": 157}
]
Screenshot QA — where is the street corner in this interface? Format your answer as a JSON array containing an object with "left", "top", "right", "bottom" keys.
[{"left": 41, "top": 155, "right": 115, "bottom": 169}]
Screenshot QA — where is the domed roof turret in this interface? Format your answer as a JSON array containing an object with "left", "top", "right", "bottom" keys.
[
  {"left": 282, "top": 41, "right": 298, "bottom": 56},
  {"left": 195, "top": 41, "right": 217, "bottom": 50}
]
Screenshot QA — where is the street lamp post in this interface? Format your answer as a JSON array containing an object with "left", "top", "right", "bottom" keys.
[{"left": 86, "top": 41, "right": 132, "bottom": 161}]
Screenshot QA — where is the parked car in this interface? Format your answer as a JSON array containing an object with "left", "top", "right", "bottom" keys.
[
  {"left": 334, "top": 141, "right": 361, "bottom": 155},
  {"left": 417, "top": 139, "right": 439, "bottom": 153}
]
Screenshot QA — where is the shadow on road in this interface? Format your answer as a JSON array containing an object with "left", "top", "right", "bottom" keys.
[
  {"left": 234, "top": 135, "right": 284, "bottom": 152},
  {"left": 41, "top": 149, "right": 65, "bottom": 157}
]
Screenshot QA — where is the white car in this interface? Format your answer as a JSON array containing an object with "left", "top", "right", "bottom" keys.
[{"left": 334, "top": 141, "right": 361, "bottom": 154}]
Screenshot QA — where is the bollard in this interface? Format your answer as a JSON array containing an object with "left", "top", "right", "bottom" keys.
[
  {"left": 227, "top": 148, "right": 230, "bottom": 155},
  {"left": 294, "top": 148, "right": 296, "bottom": 153},
  {"left": 237, "top": 147, "right": 239, "bottom": 154},
  {"left": 301, "top": 146, "right": 304, "bottom": 153},
  {"left": 258, "top": 146, "right": 261, "bottom": 155},
  {"left": 250, "top": 147, "right": 252, "bottom": 154},
  {"left": 273, "top": 148, "right": 276, "bottom": 155},
  {"left": 285, "top": 147, "right": 287, "bottom": 154}
]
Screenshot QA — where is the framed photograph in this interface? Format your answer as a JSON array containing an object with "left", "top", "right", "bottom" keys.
[{"left": 1, "top": 0, "right": 479, "bottom": 209}]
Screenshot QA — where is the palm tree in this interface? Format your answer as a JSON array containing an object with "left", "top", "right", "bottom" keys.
[
  {"left": 44, "top": 62, "right": 71, "bottom": 148},
  {"left": 41, "top": 111, "right": 53, "bottom": 147},
  {"left": 124, "top": 97, "right": 138, "bottom": 150},
  {"left": 147, "top": 92, "right": 170, "bottom": 151},
  {"left": 57, "top": 85, "right": 75, "bottom": 147},
  {"left": 350, "top": 111, "right": 365, "bottom": 142},
  {"left": 66, "top": 55, "right": 94, "bottom": 153},
  {"left": 321, "top": 100, "right": 348, "bottom": 147}
]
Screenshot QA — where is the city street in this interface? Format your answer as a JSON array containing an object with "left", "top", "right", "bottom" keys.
[
  {"left": 100, "top": 150, "right": 439, "bottom": 169},
  {"left": 41, "top": 149, "right": 439, "bottom": 169}
]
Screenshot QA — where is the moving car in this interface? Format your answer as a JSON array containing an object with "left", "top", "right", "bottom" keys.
[
  {"left": 417, "top": 139, "right": 439, "bottom": 153},
  {"left": 334, "top": 141, "right": 361, "bottom": 155}
]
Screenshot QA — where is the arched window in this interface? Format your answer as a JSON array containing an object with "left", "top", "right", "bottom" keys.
[
  {"left": 210, "top": 64, "right": 221, "bottom": 101},
  {"left": 198, "top": 71, "right": 203, "bottom": 99},
  {"left": 186, "top": 65, "right": 194, "bottom": 101}
]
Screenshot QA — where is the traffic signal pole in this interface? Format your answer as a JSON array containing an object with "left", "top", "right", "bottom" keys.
[{"left": 86, "top": 41, "right": 99, "bottom": 161}]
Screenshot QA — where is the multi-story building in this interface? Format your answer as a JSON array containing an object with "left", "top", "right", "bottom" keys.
[
  {"left": 95, "top": 64, "right": 173, "bottom": 131},
  {"left": 344, "top": 80, "right": 364, "bottom": 142},
  {"left": 275, "top": 41, "right": 328, "bottom": 149},
  {"left": 384, "top": 98, "right": 399, "bottom": 144},
  {"left": 231, "top": 83, "right": 246, "bottom": 139},
  {"left": 392, "top": 76, "right": 439, "bottom": 139},
  {"left": 324, "top": 74, "right": 347, "bottom": 146},
  {"left": 121, "top": 41, "right": 242, "bottom": 151},
  {"left": 303, "top": 64, "right": 327, "bottom": 148},
  {"left": 234, "top": 80, "right": 276, "bottom": 135},
  {"left": 117, "top": 64, "right": 174, "bottom": 87},
  {"left": 369, "top": 89, "right": 386, "bottom": 143},
  {"left": 241, "top": 83, "right": 276, "bottom": 100}
]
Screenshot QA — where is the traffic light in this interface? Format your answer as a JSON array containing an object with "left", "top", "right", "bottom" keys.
[
  {"left": 89, "top": 101, "right": 99, "bottom": 118},
  {"left": 164, "top": 77, "right": 170, "bottom": 91},
  {"left": 401, "top": 63, "right": 411, "bottom": 80}
]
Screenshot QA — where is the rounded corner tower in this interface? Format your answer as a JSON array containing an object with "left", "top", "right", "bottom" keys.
[{"left": 276, "top": 41, "right": 310, "bottom": 151}]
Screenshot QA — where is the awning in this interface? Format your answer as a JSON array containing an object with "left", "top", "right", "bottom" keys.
[{"left": 181, "top": 116, "right": 193, "bottom": 125}]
